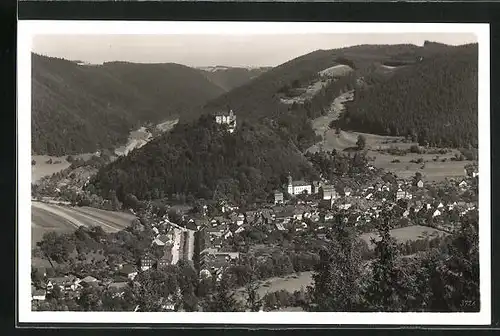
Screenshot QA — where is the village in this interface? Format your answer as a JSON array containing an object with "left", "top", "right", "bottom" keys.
[{"left": 31, "top": 146, "right": 479, "bottom": 311}]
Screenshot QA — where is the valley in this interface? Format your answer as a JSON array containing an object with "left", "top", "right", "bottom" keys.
[
  {"left": 306, "top": 88, "right": 472, "bottom": 182},
  {"left": 29, "top": 40, "right": 480, "bottom": 314}
]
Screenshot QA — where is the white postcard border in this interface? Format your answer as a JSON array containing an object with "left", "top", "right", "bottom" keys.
[{"left": 17, "top": 21, "right": 491, "bottom": 325}]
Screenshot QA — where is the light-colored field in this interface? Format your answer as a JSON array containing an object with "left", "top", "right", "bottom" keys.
[
  {"left": 31, "top": 201, "right": 136, "bottom": 245},
  {"left": 318, "top": 64, "right": 354, "bottom": 78},
  {"left": 234, "top": 272, "right": 313, "bottom": 302},
  {"left": 371, "top": 152, "right": 471, "bottom": 181},
  {"left": 156, "top": 119, "right": 179, "bottom": 133},
  {"left": 31, "top": 153, "right": 96, "bottom": 184},
  {"left": 359, "top": 225, "right": 449, "bottom": 248},
  {"left": 115, "top": 119, "right": 178, "bottom": 156},
  {"left": 306, "top": 89, "right": 471, "bottom": 182},
  {"left": 31, "top": 155, "right": 71, "bottom": 184},
  {"left": 280, "top": 79, "right": 331, "bottom": 105},
  {"left": 115, "top": 126, "right": 152, "bottom": 156}
]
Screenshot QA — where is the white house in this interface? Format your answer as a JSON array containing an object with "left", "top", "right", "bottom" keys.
[
  {"left": 274, "top": 191, "right": 284, "bottom": 204},
  {"left": 287, "top": 174, "right": 312, "bottom": 195},
  {"left": 459, "top": 180, "right": 468, "bottom": 188},
  {"left": 321, "top": 185, "right": 339, "bottom": 200},
  {"left": 344, "top": 187, "right": 353, "bottom": 197},
  {"left": 32, "top": 289, "right": 46, "bottom": 301},
  {"left": 396, "top": 189, "right": 406, "bottom": 201},
  {"left": 236, "top": 214, "right": 245, "bottom": 226}
]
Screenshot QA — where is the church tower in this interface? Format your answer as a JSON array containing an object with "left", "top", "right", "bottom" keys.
[{"left": 287, "top": 173, "right": 293, "bottom": 195}]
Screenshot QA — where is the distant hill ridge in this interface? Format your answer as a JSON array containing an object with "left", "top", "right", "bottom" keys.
[{"left": 32, "top": 54, "right": 227, "bottom": 156}]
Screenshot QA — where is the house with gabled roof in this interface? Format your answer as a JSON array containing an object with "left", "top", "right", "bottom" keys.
[
  {"left": 46, "top": 275, "right": 79, "bottom": 292},
  {"left": 79, "top": 275, "right": 99, "bottom": 287},
  {"left": 119, "top": 264, "right": 138, "bottom": 280},
  {"left": 321, "top": 185, "right": 339, "bottom": 201},
  {"left": 458, "top": 180, "right": 468, "bottom": 189},
  {"left": 152, "top": 234, "right": 171, "bottom": 247},
  {"left": 140, "top": 254, "right": 155, "bottom": 271},
  {"left": 274, "top": 191, "right": 284, "bottom": 204},
  {"left": 157, "top": 252, "right": 173, "bottom": 269}
]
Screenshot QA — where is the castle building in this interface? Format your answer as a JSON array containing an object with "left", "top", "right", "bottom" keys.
[
  {"left": 287, "top": 174, "right": 312, "bottom": 196},
  {"left": 215, "top": 110, "right": 237, "bottom": 133}
]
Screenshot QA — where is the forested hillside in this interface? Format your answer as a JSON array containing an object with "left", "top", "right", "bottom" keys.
[
  {"left": 200, "top": 43, "right": 459, "bottom": 151},
  {"left": 201, "top": 43, "right": 445, "bottom": 119},
  {"left": 32, "top": 54, "right": 226, "bottom": 155},
  {"left": 199, "top": 66, "right": 270, "bottom": 92},
  {"left": 88, "top": 115, "right": 318, "bottom": 205},
  {"left": 337, "top": 43, "right": 478, "bottom": 148}
]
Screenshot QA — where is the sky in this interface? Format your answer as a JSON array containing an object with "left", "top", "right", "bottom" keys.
[{"left": 32, "top": 33, "right": 477, "bottom": 67}]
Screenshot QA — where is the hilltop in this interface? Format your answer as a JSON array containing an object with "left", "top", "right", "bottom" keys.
[
  {"left": 88, "top": 115, "right": 317, "bottom": 204},
  {"left": 32, "top": 54, "right": 226, "bottom": 156}
]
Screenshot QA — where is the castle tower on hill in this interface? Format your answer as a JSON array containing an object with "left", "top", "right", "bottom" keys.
[{"left": 215, "top": 109, "right": 236, "bottom": 133}]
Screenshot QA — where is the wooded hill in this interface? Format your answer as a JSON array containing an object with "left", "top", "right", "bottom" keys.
[
  {"left": 88, "top": 115, "right": 318, "bottom": 205},
  {"left": 337, "top": 43, "right": 478, "bottom": 148},
  {"left": 199, "top": 42, "right": 466, "bottom": 150},
  {"left": 32, "top": 54, "right": 227, "bottom": 156}
]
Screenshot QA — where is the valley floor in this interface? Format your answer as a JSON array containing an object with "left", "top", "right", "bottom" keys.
[{"left": 306, "top": 90, "right": 472, "bottom": 182}]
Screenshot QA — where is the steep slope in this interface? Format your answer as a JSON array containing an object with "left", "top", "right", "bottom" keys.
[
  {"left": 337, "top": 43, "right": 478, "bottom": 148},
  {"left": 32, "top": 54, "right": 226, "bottom": 156},
  {"left": 89, "top": 115, "right": 317, "bottom": 204},
  {"left": 201, "top": 43, "right": 460, "bottom": 119},
  {"left": 199, "top": 66, "right": 271, "bottom": 92},
  {"left": 197, "top": 43, "right": 455, "bottom": 150},
  {"left": 199, "top": 42, "right": 474, "bottom": 150}
]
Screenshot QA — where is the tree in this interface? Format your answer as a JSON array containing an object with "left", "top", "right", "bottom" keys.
[
  {"left": 78, "top": 287, "right": 103, "bottom": 311},
  {"left": 38, "top": 232, "right": 75, "bottom": 264},
  {"left": 244, "top": 264, "right": 262, "bottom": 311},
  {"left": 203, "top": 274, "right": 243, "bottom": 312},
  {"left": 245, "top": 282, "right": 262, "bottom": 312},
  {"left": 356, "top": 135, "right": 366, "bottom": 150},
  {"left": 306, "top": 214, "right": 363, "bottom": 311},
  {"left": 167, "top": 208, "right": 183, "bottom": 224},
  {"left": 362, "top": 211, "right": 406, "bottom": 312}
]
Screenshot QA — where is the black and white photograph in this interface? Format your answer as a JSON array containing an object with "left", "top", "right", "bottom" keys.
[{"left": 17, "top": 21, "right": 490, "bottom": 325}]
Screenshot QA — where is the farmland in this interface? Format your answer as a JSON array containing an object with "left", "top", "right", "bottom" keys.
[
  {"left": 307, "top": 89, "right": 472, "bottom": 182},
  {"left": 32, "top": 153, "right": 95, "bottom": 184},
  {"left": 31, "top": 201, "right": 136, "bottom": 245},
  {"left": 359, "top": 225, "right": 449, "bottom": 248},
  {"left": 234, "top": 271, "right": 313, "bottom": 302},
  {"left": 115, "top": 119, "right": 179, "bottom": 156},
  {"left": 31, "top": 155, "right": 71, "bottom": 184}
]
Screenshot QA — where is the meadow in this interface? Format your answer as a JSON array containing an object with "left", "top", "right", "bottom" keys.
[{"left": 359, "top": 225, "right": 449, "bottom": 248}]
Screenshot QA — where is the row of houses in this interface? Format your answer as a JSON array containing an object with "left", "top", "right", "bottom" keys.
[{"left": 31, "top": 272, "right": 130, "bottom": 302}]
